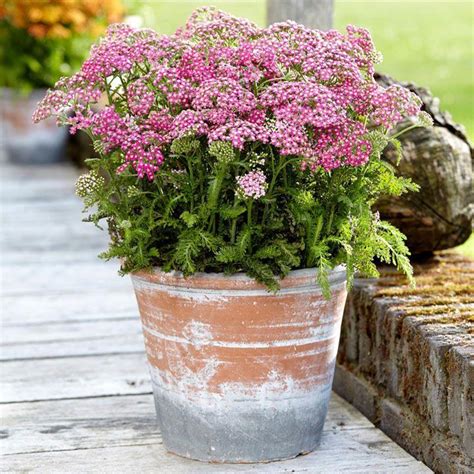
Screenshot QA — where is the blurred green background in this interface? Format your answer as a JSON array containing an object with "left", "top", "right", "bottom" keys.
[{"left": 126, "top": 0, "right": 474, "bottom": 140}]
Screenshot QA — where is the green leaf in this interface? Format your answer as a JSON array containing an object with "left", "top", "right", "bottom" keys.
[
  {"left": 219, "top": 204, "right": 246, "bottom": 220},
  {"left": 180, "top": 211, "right": 199, "bottom": 228},
  {"left": 245, "top": 260, "right": 280, "bottom": 292},
  {"left": 237, "top": 226, "right": 252, "bottom": 255},
  {"left": 216, "top": 245, "right": 241, "bottom": 263}
]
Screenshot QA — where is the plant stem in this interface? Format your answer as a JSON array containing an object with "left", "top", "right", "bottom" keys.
[
  {"left": 247, "top": 199, "right": 253, "bottom": 226},
  {"left": 207, "top": 161, "right": 228, "bottom": 232},
  {"left": 306, "top": 214, "right": 324, "bottom": 267},
  {"left": 390, "top": 123, "right": 420, "bottom": 139},
  {"left": 326, "top": 204, "right": 335, "bottom": 235},
  {"left": 230, "top": 218, "right": 237, "bottom": 244},
  {"left": 186, "top": 156, "right": 195, "bottom": 213}
]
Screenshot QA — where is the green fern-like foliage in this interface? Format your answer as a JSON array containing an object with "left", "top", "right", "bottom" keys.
[{"left": 76, "top": 126, "right": 422, "bottom": 296}]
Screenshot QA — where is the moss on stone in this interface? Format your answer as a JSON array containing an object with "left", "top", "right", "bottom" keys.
[{"left": 375, "top": 284, "right": 473, "bottom": 298}]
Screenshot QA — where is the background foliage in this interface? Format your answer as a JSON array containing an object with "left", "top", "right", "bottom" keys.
[{"left": 0, "top": 0, "right": 124, "bottom": 91}]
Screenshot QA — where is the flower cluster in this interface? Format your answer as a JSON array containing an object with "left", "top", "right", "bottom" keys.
[
  {"left": 34, "top": 7, "right": 423, "bottom": 179},
  {"left": 236, "top": 171, "right": 267, "bottom": 199},
  {"left": 75, "top": 171, "right": 105, "bottom": 198},
  {"left": 208, "top": 141, "right": 235, "bottom": 163}
]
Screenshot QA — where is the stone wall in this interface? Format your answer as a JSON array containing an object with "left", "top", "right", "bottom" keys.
[{"left": 334, "top": 252, "right": 473, "bottom": 473}]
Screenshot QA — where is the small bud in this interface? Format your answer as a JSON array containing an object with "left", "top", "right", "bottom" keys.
[
  {"left": 370, "top": 51, "right": 383, "bottom": 65},
  {"left": 120, "top": 220, "right": 132, "bottom": 229},
  {"left": 416, "top": 111, "right": 434, "bottom": 128},
  {"left": 75, "top": 171, "right": 104, "bottom": 198},
  {"left": 127, "top": 185, "right": 141, "bottom": 198},
  {"left": 170, "top": 136, "right": 200, "bottom": 155},
  {"left": 208, "top": 141, "right": 235, "bottom": 163}
]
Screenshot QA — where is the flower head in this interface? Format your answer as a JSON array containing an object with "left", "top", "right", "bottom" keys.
[
  {"left": 208, "top": 141, "right": 235, "bottom": 162},
  {"left": 236, "top": 171, "right": 267, "bottom": 199},
  {"left": 75, "top": 171, "right": 105, "bottom": 198},
  {"left": 33, "top": 9, "right": 424, "bottom": 180}
]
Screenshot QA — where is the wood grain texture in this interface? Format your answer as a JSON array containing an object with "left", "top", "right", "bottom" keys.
[
  {"left": 0, "top": 159, "right": 431, "bottom": 472},
  {"left": 1, "top": 291, "right": 137, "bottom": 326},
  {"left": 1, "top": 353, "right": 151, "bottom": 403},
  {"left": 1, "top": 262, "right": 131, "bottom": 296},
  {"left": 375, "top": 74, "right": 473, "bottom": 254},
  {"left": 2, "top": 394, "right": 430, "bottom": 473},
  {"left": 1, "top": 393, "right": 369, "bottom": 455},
  {"left": 1, "top": 318, "right": 143, "bottom": 360},
  {"left": 2, "top": 439, "right": 430, "bottom": 474}
]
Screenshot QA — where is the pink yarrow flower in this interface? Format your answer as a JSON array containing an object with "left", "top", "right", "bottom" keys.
[
  {"left": 32, "top": 8, "right": 423, "bottom": 180},
  {"left": 236, "top": 171, "right": 267, "bottom": 199}
]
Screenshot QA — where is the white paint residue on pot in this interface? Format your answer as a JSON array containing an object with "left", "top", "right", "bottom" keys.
[
  {"left": 156, "top": 354, "right": 221, "bottom": 395},
  {"left": 182, "top": 320, "right": 213, "bottom": 347}
]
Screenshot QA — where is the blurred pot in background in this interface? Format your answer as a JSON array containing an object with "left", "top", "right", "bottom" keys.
[
  {"left": 1, "top": 89, "right": 68, "bottom": 164},
  {"left": 0, "top": 0, "right": 124, "bottom": 164}
]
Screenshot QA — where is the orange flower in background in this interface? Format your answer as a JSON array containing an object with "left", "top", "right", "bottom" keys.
[
  {"left": 27, "top": 23, "right": 47, "bottom": 39},
  {"left": 0, "top": 0, "right": 125, "bottom": 39}
]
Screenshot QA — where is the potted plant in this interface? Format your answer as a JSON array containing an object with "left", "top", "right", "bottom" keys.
[
  {"left": 0, "top": 0, "right": 123, "bottom": 163},
  {"left": 34, "top": 8, "right": 431, "bottom": 463}
]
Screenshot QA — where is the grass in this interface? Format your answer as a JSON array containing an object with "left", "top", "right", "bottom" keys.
[
  {"left": 455, "top": 234, "right": 474, "bottom": 258},
  {"left": 335, "top": 1, "right": 473, "bottom": 140},
  {"left": 127, "top": 0, "right": 473, "bottom": 258}
]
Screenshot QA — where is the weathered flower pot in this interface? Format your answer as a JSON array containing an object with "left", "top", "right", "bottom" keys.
[
  {"left": 1, "top": 89, "right": 67, "bottom": 164},
  {"left": 131, "top": 266, "right": 347, "bottom": 463}
]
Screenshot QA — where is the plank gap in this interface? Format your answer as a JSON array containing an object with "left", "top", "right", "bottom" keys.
[{"left": 0, "top": 392, "right": 153, "bottom": 405}]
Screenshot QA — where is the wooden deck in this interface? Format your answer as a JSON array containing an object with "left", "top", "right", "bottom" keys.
[{"left": 0, "top": 158, "right": 432, "bottom": 473}]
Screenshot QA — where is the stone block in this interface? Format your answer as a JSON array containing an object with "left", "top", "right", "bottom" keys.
[
  {"left": 333, "top": 364, "right": 378, "bottom": 421},
  {"left": 336, "top": 252, "right": 474, "bottom": 471}
]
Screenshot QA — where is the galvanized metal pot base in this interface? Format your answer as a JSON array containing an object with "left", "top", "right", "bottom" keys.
[{"left": 131, "top": 267, "right": 347, "bottom": 463}]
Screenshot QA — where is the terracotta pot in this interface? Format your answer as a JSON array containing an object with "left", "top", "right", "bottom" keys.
[
  {"left": 131, "top": 266, "right": 347, "bottom": 463},
  {"left": 1, "top": 88, "right": 67, "bottom": 164}
]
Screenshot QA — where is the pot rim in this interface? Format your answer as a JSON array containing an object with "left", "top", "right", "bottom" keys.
[{"left": 131, "top": 265, "right": 346, "bottom": 291}]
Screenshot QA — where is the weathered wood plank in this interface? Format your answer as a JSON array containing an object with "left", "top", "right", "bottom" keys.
[
  {"left": 0, "top": 336, "right": 143, "bottom": 361},
  {"left": 1, "top": 223, "right": 103, "bottom": 241},
  {"left": 1, "top": 318, "right": 143, "bottom": 360},
  {"left": 1, "top": 393, "right": 372, "bottom": 456},
  {"left": 2, "top": 428, "right": 431, "bottom": 473},
  {"left": 1, "top": 236, "right": 106, "bottom": 257},
  {"left": 2, "top": 199, "right": 83, "bottom": 220},
  {"left": 0, "top": 163, "right": 78, "bottom": 182},
  {"left": 1, "top": 291, "right": 137, "bottom": 326},
  {"left": 0, "top": 181, "right": 76, "bottom": 202},
  {"left": 1, "top": 249, "right": 105, "bottom": 266},
  {"left": 2, "top": 318, "right": 142, "bottom": 345},
  {"left": 1, "top": 262, "right": 131, "bottom": 296},
  {"left": 1, "top": 394, "right": 430, "bottom": 473},
  {"left": 1, "top": 394, "right": 160, "bottom": 455},
  {"left": 0, "top": 353, "right": 151, "bottom": 403},
  {"left": 0, "top": 316, "right": 144, "bottom": 361}
]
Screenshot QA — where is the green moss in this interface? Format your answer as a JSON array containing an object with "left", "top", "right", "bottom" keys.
[
  {"left": 375, "top": 284, "right": 473, "bottom": 298},
  {"left": 397, "top": 305, "right": 474, "bottom": 317},
  {"left": 409, "top": 313, "right": 474, "bottom": 326},
  {"left": 400, "top": 296, "right": 473, "bottom": 307}
]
